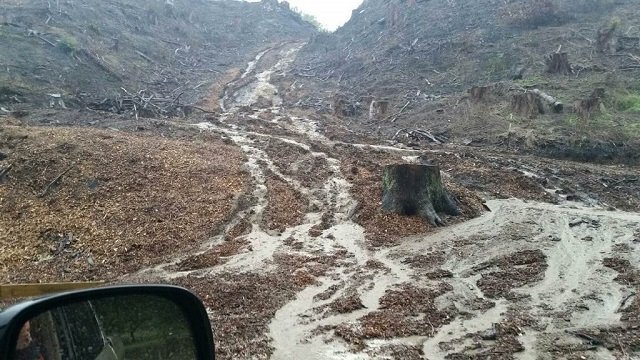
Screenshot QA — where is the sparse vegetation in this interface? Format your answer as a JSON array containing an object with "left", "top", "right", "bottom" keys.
[
  {"left": 57, "top": 34, "right": 79, "bottom": 54},
  {"left": 501, "top": 0, "right": 566, "bottom": 29},
  {"left": 483, "top": 54, "right": 508, "bottom": 77},
  {"left": 612, "top": 93, "right": 640, "bottom": 112},
  {"left": 514, "top": 74, "right": 548, "bottom": 88}
]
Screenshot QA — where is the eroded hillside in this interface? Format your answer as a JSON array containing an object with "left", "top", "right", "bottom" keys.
[
  {"left": 292, "top": 0, "right": 640, "bottom": 163},
  {"left": 1, "top": 1, "right": 639, "bottom": 360},
  {"left": 0, "top": 0, "right": 314, "bottom": 107}
]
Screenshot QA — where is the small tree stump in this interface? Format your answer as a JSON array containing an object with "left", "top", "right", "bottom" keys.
[
  {"left": 468, "top": 86, "right": 493, "bottom": 102},
  {"left": 596, "top": 24, "right": 617, "bottom": 54},
  {"left": 574, "top": 88, "right": 606, "bottom": 119},
  {"left": 545, "top": 52, "right": 572, "bottom": 75},
  {"left": 382, "top": 164, "right": 460, "bottom": 226},
  {"left": 332, "top": 95, "right": 359, "bottom": 117},
  {"left": 511, "top": 93, "right": 544, "bottom": 118},
  {"left": 369, "top": 99, "right": 390, "bottom": 120}
]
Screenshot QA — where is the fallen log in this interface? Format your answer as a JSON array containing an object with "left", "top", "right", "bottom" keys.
[
  {"left": 532, "top": 89, "right": 563, "bottom": 113},
  {"left": 382, "top": 164, "right": 460, "bottom": 226},
  {"left": 389, "top": 100, "right": 410, "bottom": 122},
  {"left": 393, "top": 128, "right": 447, "bottom": 144}
]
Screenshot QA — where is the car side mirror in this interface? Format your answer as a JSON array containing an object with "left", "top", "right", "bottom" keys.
[{"left": 0, "top": 285, "right": 215, "bottom": 360}]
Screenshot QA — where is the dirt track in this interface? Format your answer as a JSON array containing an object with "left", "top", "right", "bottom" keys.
[{"left": 111, "top": 43, "right": 640, "bottom": 359}]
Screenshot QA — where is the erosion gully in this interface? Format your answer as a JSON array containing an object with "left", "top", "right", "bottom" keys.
[{"left": 128, "top": 43, "right": 640, "bottom": 359}]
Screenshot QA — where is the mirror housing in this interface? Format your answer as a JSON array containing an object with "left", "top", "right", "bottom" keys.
[{"left": 0, "top": 285, "right": 215, "bottom": 360}]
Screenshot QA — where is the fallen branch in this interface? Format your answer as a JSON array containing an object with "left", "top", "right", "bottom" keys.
[
  {"left": 185, "top": 105, "right": 218, "bottom": 114},
  {"left": 393, "top": 128, "right": 447, "bottom": 144},
  {"left": 135, "top": 50, "right": 154, "bottom": 63},
  {"left": 88, "top": 88, "right": 187, "bottom": 118},
  {"left": 75, "top": 49, "right": 122, "bottom": 81},
  {"left": 389, "top": 101, "right": 411, "bottom": 122},
  {"left": 36, "top": 35, "right": 56, "bottom": 47},
  {"left": 0, "top": 164, "right": 13, "bottom": 179},
  {"left": 37, "top": 163, "right": 75, "bottom": 198},
  {"left": 617, "top": 292, "right": 637, "bottom": 312}
]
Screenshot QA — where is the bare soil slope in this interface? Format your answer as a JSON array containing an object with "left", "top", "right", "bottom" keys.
[
  {"left": 0, "top": 0, "right": 315, "bottom": 109},
  {"left": 292, "top": 0, "right": 640, "bottom": 163}
]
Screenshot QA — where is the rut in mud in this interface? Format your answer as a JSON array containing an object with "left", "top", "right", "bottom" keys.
[{"left": 123, "top": 43, "right": 639, "bottom": 360}]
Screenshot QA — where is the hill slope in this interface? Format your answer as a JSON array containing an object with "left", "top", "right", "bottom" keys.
[
  {"left": 292, "top": 0, "right": 640, "bottom": 163},
  {"left": 0, "top": 0, "right": 315, "bottom": 109}
]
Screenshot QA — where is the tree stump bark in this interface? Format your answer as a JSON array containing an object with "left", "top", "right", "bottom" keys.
[
  {"left": 545, "top": 52, "right": 572, "bottom": 75},
  {"left": 511, "top": 93, "right": 544, "bottom": 118},
  {"left": 332, "top": 95, "right": 358, "bottom": 117},
  {"left": 468, "top": 86, "right": 493, "bottom": 102},
  {"left": 596, "top": 25, "right": 617, "bottom": 54},
  {"left": 369, "top": 99, "right": 389, "bottom": 120},
  {"left": 382, "top": 164, "right": 460, "bottom": 226},
  {"left": 574, "top": 88, "right": 605, "bottom": 119}
]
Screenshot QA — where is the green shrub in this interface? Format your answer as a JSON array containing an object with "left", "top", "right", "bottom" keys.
[
  {"left": 57, "top": 36, "right": 78, "bottom": 54},
  {"left": 613, "top": 93, "right": 640, "bottom": 112},
  {"left": 484, "top": 55, "right": 508, "bottom": 76}
]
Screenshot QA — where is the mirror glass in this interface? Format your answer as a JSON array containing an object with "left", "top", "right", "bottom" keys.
[{"left": 12, "top": 294, "right": 197, "bottom": 360}]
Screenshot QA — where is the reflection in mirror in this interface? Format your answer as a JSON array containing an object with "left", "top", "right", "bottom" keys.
[{"left": 13, "top": 295, "right": 197, "bottom": 360}]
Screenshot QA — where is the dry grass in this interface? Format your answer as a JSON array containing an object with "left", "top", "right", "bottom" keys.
[{"left": 0, "top": 124, "right": 248, "bottom": 282}]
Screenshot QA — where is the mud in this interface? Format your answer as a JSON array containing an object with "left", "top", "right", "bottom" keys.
[
  {"left": 3, "top": 38, "right": 639, "bottom": 360},
  {"left": 186, "top": 43, "right": 639, "bottom": 360}
]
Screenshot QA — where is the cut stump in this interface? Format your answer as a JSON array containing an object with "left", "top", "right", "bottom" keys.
[
  {"left": 382, "top": 164, "right": 460, "bottom": 226},
  {"left": 545, "top": 52, "right": 572, "bottom": 75},
  {"left": 511, "top": 92, "right": 544, "bottom": 118}
]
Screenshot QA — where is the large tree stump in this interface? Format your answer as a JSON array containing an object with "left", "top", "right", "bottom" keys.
[
  {"left": 382, "top": 164, "right": 460, "bottom": 226},
  {"left": 332, "top": 95, "right": 359, "bottom": 117},
  {"left": 511, "top": 92, "right": 544, "bottom": 118},
  {"left": 545, "top": 52, "right": 572, "bottom": 75}
]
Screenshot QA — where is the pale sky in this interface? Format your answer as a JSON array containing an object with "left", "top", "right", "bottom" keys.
[
  {"left": 285, "top": 0, "right": 364, "bottom": 31},
  {"left": 245, "top": 0, "right": 364, "bottom": 31}
]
